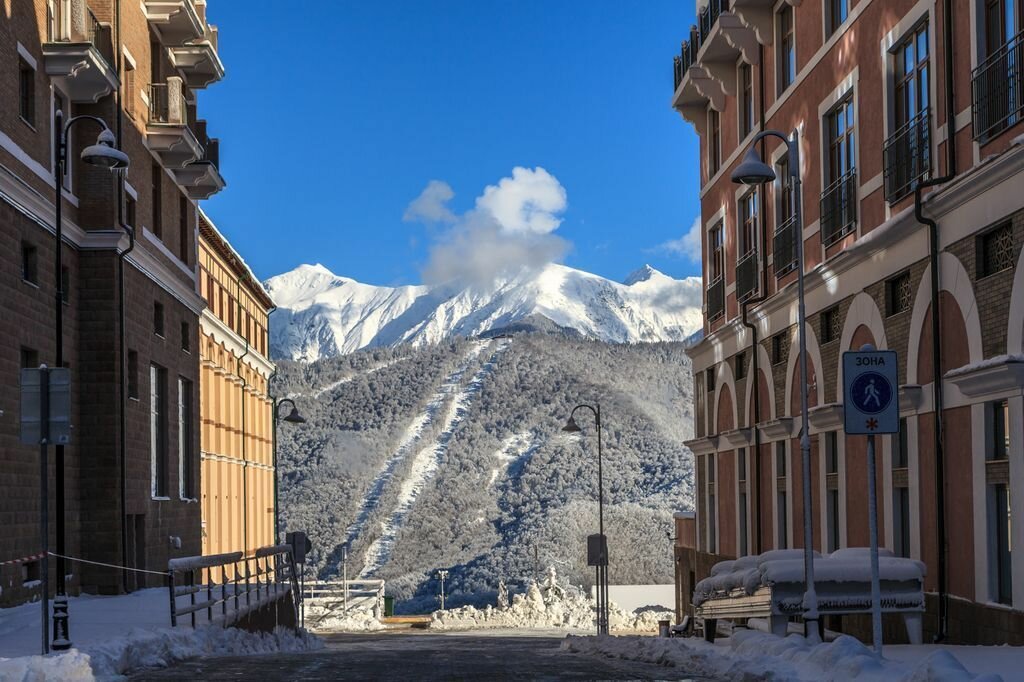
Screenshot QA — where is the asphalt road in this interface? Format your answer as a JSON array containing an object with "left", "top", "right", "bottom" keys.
[{"left": 129, "top": 630, "right": 704, "bottom": 681}]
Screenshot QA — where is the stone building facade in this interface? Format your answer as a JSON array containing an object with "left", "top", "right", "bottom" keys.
[
  {"left": 675, "top": 0, "right": 1024, "bottom": 644},
  {"left": 0, "top": 0, "right": 224, "bottom": 604},
  {"left": 198, "top": 212, "right": 276, "bottom": 561}
]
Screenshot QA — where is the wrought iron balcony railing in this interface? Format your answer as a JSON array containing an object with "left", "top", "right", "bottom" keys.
[
  {"left": 706, "top": 276, "right": 725, "bottom": 321},
  {"left": 883, "top": 109, "right": 931, "bottom": 203},
  {"left": 774, "top": 214, "right": 798, "bottom": 277},
  {"left": 973, "top": 30, "right": 1024, "bottom": 144},
  {"left": 672, "top": 0, "right": 729, "bottom": 91},
  {"left": 148, "top": 81, "right": 187, "bottom": 125},
  {"left": 736, "top": 249, "right": 759, "bottom": 303},
  {"left": 820, "top": 169, "right": 857, "bottom": 247}
]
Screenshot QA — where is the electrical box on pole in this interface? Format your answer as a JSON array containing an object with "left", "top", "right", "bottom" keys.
[
  {"left": 586, "top": 533, "right": 608, "bottom": 567},
  {"left": 843, "top": 346, "right": 898, "bottom": 655}
]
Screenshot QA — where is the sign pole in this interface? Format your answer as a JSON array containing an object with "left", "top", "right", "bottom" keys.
[
  {"left": 39, "top": 366, "right": 50, "bottom": 656},
  {"left": 866, "top": 433, "right": 883, "bottom": 655}
]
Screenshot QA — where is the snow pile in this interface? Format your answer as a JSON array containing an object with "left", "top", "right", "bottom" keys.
[
  {"left": 430, "top": 569, "right": 673, "bottom": 633},
  {"left": 305, "top": 606, "right": 386, "bottom": 633},
  {"left": 694, "top": 548, "right": 926, "bottom": 607},
  {"left": 561, "top": 630, "right": 1003, "bottom": 681},
  {"left": 0, "top": 625, "right": 322, "bottom": 681}
]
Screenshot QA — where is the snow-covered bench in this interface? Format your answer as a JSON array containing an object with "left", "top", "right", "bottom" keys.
[{"left": 694, "top": 549, "right": 926, "bottom": 644}]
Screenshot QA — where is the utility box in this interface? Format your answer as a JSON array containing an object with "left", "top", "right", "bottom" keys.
[
  {"left": 20, "top": 367, "right": 72, "bottom": 445},
  {"left": 286, "top": 531, "right": 312, "bottom": 564},
  {"left": 587, "top": 533, "right": 608, "bottom": 567}
]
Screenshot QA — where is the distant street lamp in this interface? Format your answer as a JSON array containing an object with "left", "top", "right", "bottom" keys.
[
  {"left": 49, "top": 110, "right": 130, "bottom": 652},
  {"left": 562, "top": 403, "right": 609, "bottom": 636},
  {"left": 437, "top": 569, "right": 449, "bottom": 610},
  {"left": 731, "top": 129, "right": 819, "bottom": 641},
  {"left": 272, "top": 397, "right": 307, "bottom": 542}
]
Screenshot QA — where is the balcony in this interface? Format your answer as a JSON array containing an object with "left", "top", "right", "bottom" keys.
[
  {"left": 169, "top": 23, "right": 224, "bottom": 89},
  {"left": 707, "top": 277, "right": 725, "bottom": 321},
  {"left": 42, "top": 0, "right": 118, "bottom": 103},
  {"left": 146, "top": 77, "right": 202, "bottom": 168},
  {"left": 143, "top": 0, "right": 204, "bottom": 46},
  {"left": 820, "top": 170, "right": 857, "bottom": 247},
  {"left": 172, "top": 120, "right": 225, "bottom": 200},
  {"left": 773, "top": 214, "right": 798, "bottom": 278},
  {"left": 736, "top": 249, "right": 759, "bottom": 302},
  {"left": 972, "top": 30, "right": 1024, "bottom": 144},
  {"left": 883, "top": 110, "right": 931, "bottom": 203}
]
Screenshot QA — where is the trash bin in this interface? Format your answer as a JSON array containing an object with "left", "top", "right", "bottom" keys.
[
  {"left": 384, "top": 596, "right": 395, "bottom": 617},
  {"left": 659, "top": 620, "right": 671, "bottom": 638}
]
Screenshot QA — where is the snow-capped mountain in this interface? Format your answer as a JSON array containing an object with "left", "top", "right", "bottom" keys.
[{"left": 265, "top": 263, "right": 703, "bottom": 361}]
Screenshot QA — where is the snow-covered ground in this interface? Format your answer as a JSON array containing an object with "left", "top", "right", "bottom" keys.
[
  {"left": 562, "top": 630, "right": 1014, "bottom": 681},
  {"left": 487, "top": 432, "right": 541, "bottom": 488},
  {"left": 0, "top": 589, "right": 322, "bottom": 680}
]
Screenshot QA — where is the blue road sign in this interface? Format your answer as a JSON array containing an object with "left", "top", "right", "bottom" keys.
[{"left": 843, "top": 350, "right": 899, "bottom": 434}]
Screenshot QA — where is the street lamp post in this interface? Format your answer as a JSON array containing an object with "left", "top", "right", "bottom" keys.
[
  {"left": 562, "top": 403, "right": 608, "bottom": 636},
  {"left": 731, "top": 129, "right": 819, "bottom": 641},
  {"left": 271, "top": 397, "right": 306, "bottom": 543},
  {"left": 51, "top": 110, "right": 130, "bottom": 651}
]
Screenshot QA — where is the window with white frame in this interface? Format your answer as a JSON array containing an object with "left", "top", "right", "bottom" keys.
[
  {"left": 825, "top": 431, "right": 840, "bottom": 552},
  {"left": 777, "top": 4, "right": 796, "bottom": 93},
  {"left": 708, "top": 108, "right": 722, "bottom": 176},
  {"left": 986, "top": 399, "right": 1012, "bottom": 604},
  {"left": 738, "top": 448, "right": 749, "bottom": 556},
  {"left": 178, "top": 377, "right": 194, "bottom": 500},
  {"left": 822, "top": 94, "right": 857, "bottom": 245},
  {"left": 151, "top": 364, "right": 168, "bottom": 498},
  {"left": 825, "top": 0, "right": 848, "bottom": 37},
  {"left": 776, "top": 440, "right": 788, "bottom": 549},
  {"left": 892, "top": 418, "right": 910, "bottom": 557},
  {"left": 740, "top": 62, "right": 754, "bottom": 138},
  {"left": 885, "top": 22, "right": 931, "bottom": 202},
  {"left": 707, "top": 454, "right": 718, "bottom": 553}
]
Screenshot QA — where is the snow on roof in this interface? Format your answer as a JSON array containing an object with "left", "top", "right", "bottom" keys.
[{"left": 198, "top": 208, "right": 274, "bottom": 309}]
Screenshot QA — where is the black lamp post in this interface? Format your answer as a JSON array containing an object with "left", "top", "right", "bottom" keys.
[
  {"left": 51, "top": 110, "right": 129, "bottom": 651},
  {"left": 562, "top": 403, "right": 608, "bottom": 635},
  {"left": 272, "top": 397, "right": 306, "bottom": 542}
]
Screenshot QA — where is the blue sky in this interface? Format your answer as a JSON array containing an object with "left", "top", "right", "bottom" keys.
[{"left": 199, "top": 1, "right": 701, "bottom": 286}]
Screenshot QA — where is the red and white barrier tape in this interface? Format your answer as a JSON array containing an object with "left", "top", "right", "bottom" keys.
[{"left": 0, "top": 552, "right": 46, "bottom": 567}]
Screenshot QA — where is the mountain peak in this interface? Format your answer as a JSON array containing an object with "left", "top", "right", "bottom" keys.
[{"left": 623, "top": 264, "right": 664, "bottom": 285}]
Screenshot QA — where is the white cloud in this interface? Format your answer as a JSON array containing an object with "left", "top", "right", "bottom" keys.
[
  {"left": 475, "top": 167, "right": 567, "bottom": 234},
  {"left": 403, "top": 180, "right": 457, "bottom": 223},
  {"left": 658, "top": 216, "right": 703, "bottom": 263},
  {"left": 406, "top": 167, "right": 571, "bottom": 286}
]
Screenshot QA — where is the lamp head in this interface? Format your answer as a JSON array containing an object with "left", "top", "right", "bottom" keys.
[
  {"left": 562, "top": 416, "right": 582, "bottom": 433},
  {"left": 82, "top": 128, "right": 130, "bottom": 169},
  {"left": 283, "top": 406, "right": 306, "bottom": 424},
  {"left": 731, "top": 147, "right": 776, "bottom": 185}
]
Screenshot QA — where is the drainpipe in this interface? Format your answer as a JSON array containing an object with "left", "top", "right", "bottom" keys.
[
  {"left": 912, "top": 0, "right": 956, "bottom": 643},
  {"left": 740, "top": 43, "right": 769, "bottom": 555},
  {"left": 236, "top": 281, "right": 250, "bottom": 556}
]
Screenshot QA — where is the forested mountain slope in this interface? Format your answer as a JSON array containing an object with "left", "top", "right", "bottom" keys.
[{"left": 273, "top": 334, "right": 695, "bottom": 611}]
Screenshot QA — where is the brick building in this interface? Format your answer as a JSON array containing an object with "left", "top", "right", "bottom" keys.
[
  {"left": 0, "top": 0, "right": 224, "bottom": 604},
  {"left": 675, "top": 0, "right": 1024, "bottom": 643},
  {"left": 197, "top": 211, "right": 276, "bottom": 562}
]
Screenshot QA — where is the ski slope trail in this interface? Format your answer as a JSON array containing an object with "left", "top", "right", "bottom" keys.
[
  {"left": 488, "top": 432, "right": 542, "bottom": 488},
  {"left": 359, "top": 339, "right": 511, "bottom": 578},
  {"left": 321, "top": 340, "right": 491, "bottom": 578}
]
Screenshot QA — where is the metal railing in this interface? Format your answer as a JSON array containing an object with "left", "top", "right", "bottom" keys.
[
  {"left": 883, "top": 110, "right": 931, "bottom": 202},
  {"left": 190, "top": 120, "right": 220, "bottom": 167},
  {"left": 973, "top": 30, "right": 1024, "bottom": 143},
  {"left": 773, "top": 214, "right": 798, "bottom": 278},
  {"left": 736, "top": 249, "right": 759, "bottom": 303},
  {"left": 706, "top": 276, "right": 725, "bottom": 321},
  {"left": 148, "top": 81, "right": 187, "bottom": 125},
  {"left": 48, "top": 2, "right": 113, "bottom": 63},
  {"left": 673, "top": 0, "right": 729, "bottom": 91},
  {"left": 820, "top": 169, "right": 857, "bottom": 247},
  {"left": 166, "top": 545, "right": 299, "bottom": 629}
]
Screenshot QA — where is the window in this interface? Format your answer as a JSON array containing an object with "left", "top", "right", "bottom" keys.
[
  {"left": 825, "top": 431, "right": 840, "bottom": 553},
  {"left": 892, "top": 487, "right": 910, "bottom": 558},
  {"left": 20, "top": 347, "right": 39, "bottom": 369},
  {"left": 180, "top": 321, "right": 190, "bottom": 352},
  {"left": 821, "top": 306, "right": 840, "bottom": 344},
  {"left": 740, "top": 62, "right": 754, "bottom": 138},
  {"left": 886, "top": 22, "right": 931, "bottom": 202},
  {"left": 127, "top": 350, "right": 139, "bottom": 399},
  {"left": 22, "top": 559, "right": 41, "bottom": 585},
  {"left": 776, "top": 441, "right": 787, "bottom": 477},
  {"left": 708, "top": 222, "right": 724, "bottom": 282},
  {"left": 826, "top": 96, "right": 856, "bottom": 183},
  {"left": 735, "top": 352, "right": 747, "bottom": 380},
  {"left": 706, "top": 367, "right": 716, "bottom": 393},
  {"left": 886, "top": 272, "right": 912, "bottom": 316},
  {"left": 178, "top": 377, "right": 194, "bottom": 499},
  {"left": 777, "top": 490, "right": 789, "bottom": 549},
  {"left": 153, "top": 301, "right": 165, "bottom": 336},
  {"left": 125, "top": 194, "right": 136, "bottom": 228},
  {"left": 984, "top": 0, "right": 1018, "bottom": 57},
  {"left": 992, "top": 483, "right": 1012, "bottom": 604},
  {"left": 990, "top": 399, "right": 1010, "bottom": 460},
  {"left": 772, "top": 331, "right": 788, "bottom": 365},
  {"left": 777, "top": 4, "right": 796, "bottom": 93},
  {"left": 738, "top": 448, "right": 747, "bottom": 482},
  {"left": 826, "top": 0, "right": 848, "bottom": 36},
  {"left": 708, "top": 109, "right": 722, "bottom": 175},
  {"left": 178, "top": 196, "right": 189, "bottom": 265},
  {"left": 739, "top": 189, "right": 758, "bottom": 257},
  {"left": 707, "top": 454, "right": 718, "bottom": 553},
  {"left": 150, "top": 364, "right": 168, "bottom": 498},
  {"left": 60, "top": 266, "right": 69, "bottom": 304},
  {"left": 123, "top": 62, "right": 136, "bottom": 119},
  {"left": 894, "top": 24, "right": 930, "bottom": 135},
  {"left": 21, "top": 242, "right": 38, "bottom": 284},
  {"left": 19, "top": 59, "right": 35, "bottom": 127},
  {"left": 777, "top": 156, "right": 794, "bottom": 222},
  {"left": 825, "top": 431, "right": 839, "bottom": 474},
  {"left": 151, "top": 163, "right": 162, "bottom": 238},
  {"left": 822, "top": 95, "right": 857, "bottom": 245},
  {"left": 979, "top": 223, "right": 1014, "bottom": 277},
  {"left": 893, "top": 418, "right": 909, "bottom": 468}
]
